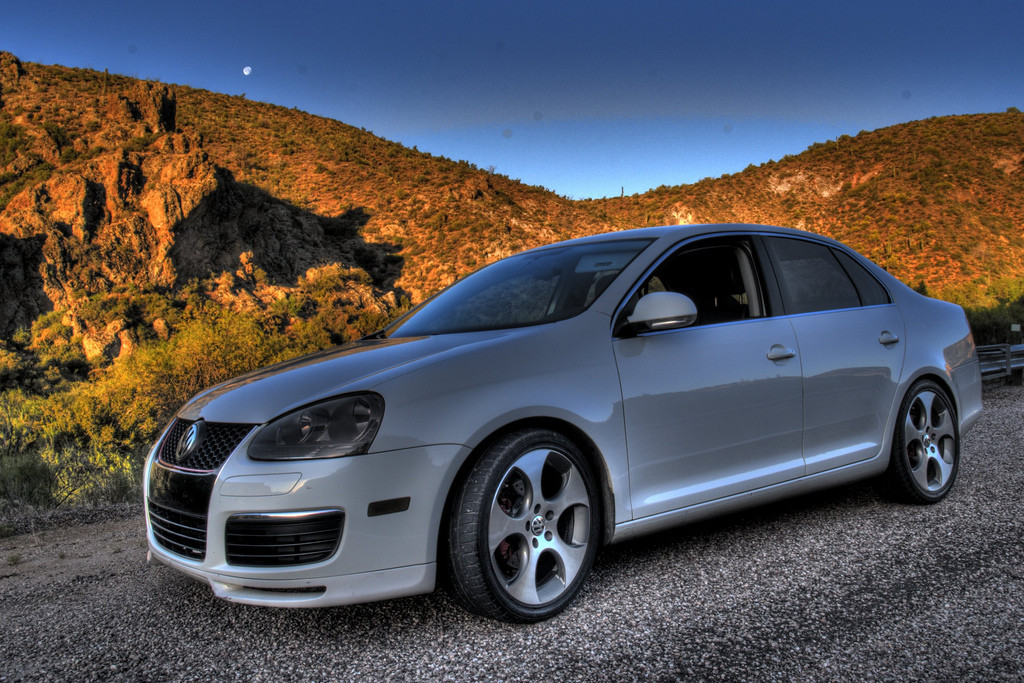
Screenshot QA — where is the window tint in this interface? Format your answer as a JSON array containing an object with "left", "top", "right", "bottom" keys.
[
  {"left": 766, "top": 237, "right": 860, "bottom": 314},
  {"left": 634, "top": 240, "right": 764, "bottom": 325},
  {"left": 833, "top": 249, "right": 891, "bottom": 306}
]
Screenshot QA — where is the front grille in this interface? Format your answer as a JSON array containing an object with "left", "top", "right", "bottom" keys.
[
  {"left": 149, "top": 500, "right": 207, "bottom": 560},
  {"left": 158, "top": 419, "right": 255, "bottom": 471},
  {"left": 226, "top": 511, "right": 344, "bottom": 567}
]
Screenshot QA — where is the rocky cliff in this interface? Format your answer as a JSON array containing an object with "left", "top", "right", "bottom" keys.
[{"left": 0, "top": 54, "right": 399, "bottom": 357}]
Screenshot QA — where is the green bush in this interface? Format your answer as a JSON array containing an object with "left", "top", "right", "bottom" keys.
[
  {"left": 0, "top": 162, "right": 55, "bottom": 211},
  {"left": 0, "top": 449, "right": 56, "bottom": 509},
  {"left": 966, "top": 299, "right": 1024, "bottom": 346},
  {"left": 0, "top": 307, "right": 315, "bottom": 510},
  {"left": 0, "top": 390, "right": 53, "bottom": 510},
  {"left": 0, "top": 119, "right": 29, "bottom": 166},
  {"left": 41, "top": 121, "right": 71, "bottom": 154}
]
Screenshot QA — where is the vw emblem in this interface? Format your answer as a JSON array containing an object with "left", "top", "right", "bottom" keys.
[
  {"left": 176, "top": 420, "right": 205, "bottom": 460},
  {"left": 530, "top": 515, "right": 546, "bottom": 536}
]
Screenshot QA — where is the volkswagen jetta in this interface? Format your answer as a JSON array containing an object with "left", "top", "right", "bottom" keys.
[{"left": 145, "top": 224, "right": 983, "bottom": 622}]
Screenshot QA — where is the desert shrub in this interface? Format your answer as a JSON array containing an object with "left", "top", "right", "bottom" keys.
[
  {"left": 37, "top": 440, "right": 137, "bottom": 507},
  {"left": 123, "top": 133, "right": 159, "bottom": 152},
  {"left": 0, "top": 162, "right": 55, "bottom": 211},
  {"left": 966, "top": 298, "right": 1024, "bottom": 346},
  {"left": 284, "top": 318, "right": 334, "bottom": 350},
  {"left": 0, "top": 307, "right": 301, "bottom": 509},
  {"left": 0, "top": 342, "right": 33, "bottom": 391},
  {"left": 0, "top": 390, "right": 55, "bottom": 510},
  {"left": 0, "top": 448, "right": 56, "bottom": 509},
  {"left": 0, "top": 119, "right": 29, "bottom": 166},
  {"left": 41, "top": 122, "right": 71, "bottom": 154},
  {"left": 96, "top": 307, "right": 293, "bottom": 430}
]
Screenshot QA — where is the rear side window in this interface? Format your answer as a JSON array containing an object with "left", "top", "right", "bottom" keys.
[
  {"left": 765, "top": 237, "right": 860, "bottom": 314},
  {"left": 833, "top": 249, "right": 891, "bottom": 306}
]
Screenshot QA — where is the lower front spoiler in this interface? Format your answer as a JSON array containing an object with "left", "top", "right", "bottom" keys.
[{"left": 148, "top": 549, "right": 436, "bottom": 608}]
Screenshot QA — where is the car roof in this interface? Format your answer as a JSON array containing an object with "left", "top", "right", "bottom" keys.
[{"left": 545, "top": 223, "right": 845, "bottom": 250}]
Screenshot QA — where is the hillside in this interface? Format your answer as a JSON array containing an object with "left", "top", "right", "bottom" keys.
[
  {"left": 1, "top": 52, "right": 1023, "bottom": 508},
  {"left": 588, "top": 115, "right": 1024, "bottom": 305},
  {"left": 0, "top": 54, "right": 613, "bottom": 337}
]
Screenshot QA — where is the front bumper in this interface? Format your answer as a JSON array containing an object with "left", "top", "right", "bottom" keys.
[
  {"left": 144, "top": 433, "right": 470, "bottom": 608},
  {"left": 146, "top": 548, "right": 437, "bottom": 607}
]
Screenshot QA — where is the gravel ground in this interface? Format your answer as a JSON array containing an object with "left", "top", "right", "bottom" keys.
[{"left": 1, "top": 384, "right": 1022, "bottom": 682}]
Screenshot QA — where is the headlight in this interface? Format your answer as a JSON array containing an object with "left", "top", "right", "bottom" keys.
[{"left": 247, "top": 394, "right": 384, "bottom": 460}]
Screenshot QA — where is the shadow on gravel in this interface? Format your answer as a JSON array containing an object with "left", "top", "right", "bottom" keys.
[{"left": 595, "top": 478, "right": 884, "bottom": 569}]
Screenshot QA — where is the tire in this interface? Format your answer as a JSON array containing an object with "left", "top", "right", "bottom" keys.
[
  {"left": 885, "top": 379, "right": 960, "bottom": 504},
  {"left": 446, "top": 429, "right": 600, "bottom": 622}
]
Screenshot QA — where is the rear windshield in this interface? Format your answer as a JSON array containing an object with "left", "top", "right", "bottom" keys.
[{"left": 386, "top": 239, "right": 651, "bottom": 336}]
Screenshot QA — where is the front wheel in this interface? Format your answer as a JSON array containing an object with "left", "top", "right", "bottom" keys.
[
  {"left": 885, "top": 380, "right": 960, "bottom": 504},
  {"left": 446, "top": 429, "right": 600, "bottom": 622}
]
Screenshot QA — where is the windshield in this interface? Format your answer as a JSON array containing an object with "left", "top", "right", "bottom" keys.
[{"left": 386, "top": 239, "right": 652, "bottom": 336}]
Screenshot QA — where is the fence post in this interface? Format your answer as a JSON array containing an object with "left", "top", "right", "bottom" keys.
[{"left": 1011, "top": 344, "right": 1023, "bottom": 386}]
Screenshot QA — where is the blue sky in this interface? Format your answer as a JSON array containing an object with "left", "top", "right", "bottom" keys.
[{"left": 2, "top": 0, "right": 1023, "bottom": 198}]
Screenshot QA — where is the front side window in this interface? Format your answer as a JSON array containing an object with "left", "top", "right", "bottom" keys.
[
  {"left": 387, "top": 239, "right": 651, "bottom": 336},
  {"left": 628, "top": 238, "right": 766, "bottom": 327}
]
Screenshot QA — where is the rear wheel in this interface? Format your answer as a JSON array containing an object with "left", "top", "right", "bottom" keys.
[
  {"left": 886, "top": 380, "right": 959, "bottom": 503},
  {"left": 447, "top": 429, "right": 600, "bottom": 622}
]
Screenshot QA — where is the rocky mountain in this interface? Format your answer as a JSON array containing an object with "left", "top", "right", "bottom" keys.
[
  {"left": 0, "top": 53, "right": 619, "bottom": 356},
  {"left": 2, "top": 51, "right": 1024, "bottom": 361},
  {"left": 0, "top": 57, "right": 406, "bottom": 355}
]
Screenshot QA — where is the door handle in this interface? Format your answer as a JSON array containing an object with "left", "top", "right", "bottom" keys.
[
  {"left": 766, "top": 344, "right": 796, "bottom": 361},
  {"left": 879, "top": 331, "right": 900, "bottom": 346}
]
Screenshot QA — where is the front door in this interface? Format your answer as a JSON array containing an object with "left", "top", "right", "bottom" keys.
[
  {"left": 613, "top": 238, "right": 805, "bottom": 520},
  {"left": 615, "top": 319, "right": 804, "bottom": 519}
]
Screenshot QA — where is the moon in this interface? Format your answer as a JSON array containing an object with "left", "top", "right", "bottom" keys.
[{"left": 243, "top": 66, "right": 252, "bottom": 76}]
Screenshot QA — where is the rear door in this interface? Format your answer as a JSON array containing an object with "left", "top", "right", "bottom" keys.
[{"left": 761, "top": 236, "right": 905, "bottom": 474}]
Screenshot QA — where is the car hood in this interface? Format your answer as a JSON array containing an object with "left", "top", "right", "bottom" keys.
[{"left": 176, "top": 332, "right": 508, "bottom": 424}]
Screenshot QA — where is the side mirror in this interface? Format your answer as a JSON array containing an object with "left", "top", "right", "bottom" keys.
[{"left": 627, "top": 292, "right": 698, "bottom": 331}]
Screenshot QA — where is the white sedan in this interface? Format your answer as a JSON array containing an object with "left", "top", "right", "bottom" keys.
[{"left": 145, "top": 224, "right": 983, "bottom": 622}]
